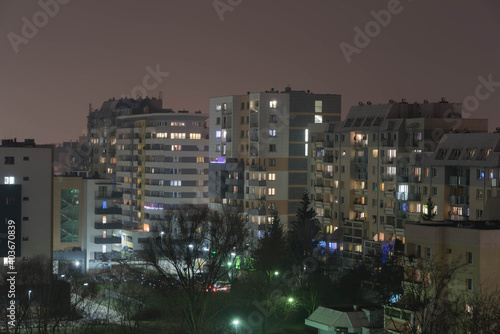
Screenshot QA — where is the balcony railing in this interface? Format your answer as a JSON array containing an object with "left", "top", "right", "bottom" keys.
[
  {"left": 94, "top": 236, "right": 121, "bottom": 244},
  {"left": 449, "top": 214, "right": 469, "bottom": 221},
  {"left": 384, "top": 190, "right": 395, "bottom": 198},
  {"left": 408, "top": 193, "right": 421, "bottom": 201},
  {"left": 384, "top": 207, "right": 395, "bottom": 215},
  {"left": 407, "top": 212, "right": 420, "bottom": 221},
  {"left": 95, "top": 207, "right": 122, "bottom": 215},
  {"left": 449, "top": 176, "right": 468, "bottom": 186},
  {"left": 95, "top": 222, "right": 123, "bottom": 229},
  {"left": 449, "top": 195, "right": 468, "bottom": 205}
]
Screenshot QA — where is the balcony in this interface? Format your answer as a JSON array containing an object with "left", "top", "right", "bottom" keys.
[
  {"left": 354, "top": 189, "right": 364, "bottom": 196},
  {"left": 314, "top": 186, "right": 323, "bottom": 193},
  {"left": 384, "top": 190, "right": 395, "bottom": 198},
  {"left": 353, "top": 140, "right": 368, "bottom": 148},
  {"left": 354, "top": 156, "right": 368, "bottom": 164},
  {"left": 354, "top": 173, "right": 368, "bottom": 181},
  {"left": 353, "top": 204, "right": 367, "bottom": 212},
  {"left": 409, "top": 175, "right": 421, "bottom": 183},
  {"left": 383, "top": 157, "right": 395, "bottom": 165},
  {"left": 94, "top": 236, "right": 122, "bottom": 244},
  {"left": 396, "top": 192, "right": 408, "bottom": 201},
  {"left": 397, "top": 175, "right": 409, "bottom": 183},
  {"left": 95, "top": 222, "right": 123, "bottom": 229},
  {"left": 449, "top": 214, "right": 469, "bottom": 221},
  {"left": 384, "top": 207, "right": 395, "bottom": 215},
  {"left": 95, "top": 207, "right": 122, "bottom": 215},
  {"left": 407, "top": 212, "right": 420, "bottom": 222},
  {"left": 383, "top": 224, "right": 395, "bottom": 233},
  {"left": 249, "top": 208, "right": 266, "bottom": 216},
  {"left": 381, "top": 174, "right": 394, "bottom": 182},
  {"left": 449, "top": 176, "right": 468, "bottom": 186},
  {"left": 323, "top": 187, "right": 332, "bottom": 194},
  {"left": 95, "top": 251, "right": 122, "bottom": 260},
  {"left": 449, "top": 195, "right": 468, "bottom": 205},
  {"left": 381, "top": 139, "right": 394, "bottom": 147},
  {"left": 250, "top": 164, "right": 266, "bottom": 171},
  {"left": 408, "top": 193, "right": 421, "bottom": 201},
  {"left": 248, "top": 179, "right": 266, "bottom": 186},
  {"left": 96, "top": 191, "right": 123, "bottom": 200}
]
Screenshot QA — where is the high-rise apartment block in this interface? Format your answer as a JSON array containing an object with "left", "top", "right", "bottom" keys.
[
  {"left": 115, "top": 110, "right": 209, "bottom": 233},
  {"left": 307, "top": 100, "right": 488, "bottom": 269},
  {"left": 0, "top": 139, "right": 53, "bottom": 262},
  {"left": 209, "top": 87, "right": 341, "bottom": 237}
]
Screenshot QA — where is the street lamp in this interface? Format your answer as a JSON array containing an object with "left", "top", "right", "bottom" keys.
[
  {"left": 288, "top": 297, "right": 294, "bottom": 303},
  {"left": 232, "top": 319, "right": 240, "bottom": 333},
  {"left": 274, "top": 271, "right": 279, "bottom": 276}
]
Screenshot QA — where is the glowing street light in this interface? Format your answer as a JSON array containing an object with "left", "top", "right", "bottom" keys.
[
  {"left": 232, "top": 319, "right": 240, "bottom": 333},
  {"left": 230, "top": 252, "right": 236, "bottom": 256},
  {"left": 288, "top": 297, "right": 294, "bottom": 303},
  {"left": 274, "top": 271, "right": 279, "bottom": 276}
]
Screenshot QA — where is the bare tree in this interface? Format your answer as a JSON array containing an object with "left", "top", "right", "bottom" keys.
[
  {"left": 384, "top": 256, "right": 465, "bottom": 334},
  {"left": 453, "top": 287, "right": 500, "bottom": 334},
  {"left": 140, "top": 205, "right": 249, "bottom": 334}
]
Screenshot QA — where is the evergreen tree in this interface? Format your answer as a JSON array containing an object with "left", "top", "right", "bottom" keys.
[
  {"left": 422, "top": 196, "right": 436, "bottom": 221},
  {"left": 289, "top": 192, "right": 321, "bottom": 264}
]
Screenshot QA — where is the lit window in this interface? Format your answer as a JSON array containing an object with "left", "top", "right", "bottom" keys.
[
  {"left": 216, "top": 104, "right": 222, "bottom": 111},
  {"left": 314, "top": 115, "right": 323, "bottom": 123},
  {"left": 269, "top": 100, "right": 277, "bottom": 108},
  {"left": 4, "top": 176, "right": 15, "bottom": 184},
  {"left": 190, "top": 133, "right": 201, "bottom": 139},
  {"left": 171, "top": 133, "right": 186, "bottom": 139},
  {"left": 268, "top": 173, "right": 276, "bottom": 181},
  {"left": 196, "top": 157, "right": 204, "bottom": 163},
  {"left": 315, "top": 100, "right": 322, "bottom": 113},
  {"left": 171, "top": 145, "right": 182, "bottom": 151},
  {"left": 268, "top": 188, "right": 276, "bottom": 196},
  {"left": 373, "top": 149, "right": 378, "bottom": 158},
  {"left": 102, "top": 216, "right": 107, "bottom": 224},
  {"left": 269, "top": 129, "right": 276, "bottom": 137},
  {"left": 102, "top": 245, "right": 107, "bottom": 253},
  {"left": 216, "top": 131, "right": 221, "bottom": 139}
]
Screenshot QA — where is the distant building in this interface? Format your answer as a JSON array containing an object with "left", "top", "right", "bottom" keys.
[
  {"left": 0, "top": 139, "right": 53, "bottom": 262},
  {"left": 209, "top": 87, "right": 341, "bottom": 239},
  {"left": 86, "top": 97, "right": 163, "bottom": 179},
  {"left": 306, "top": 305, "right": 384, "bottom": 334}
]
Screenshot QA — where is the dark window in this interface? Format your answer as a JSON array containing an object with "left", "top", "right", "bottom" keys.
[
  {"left": 4, "top": 157, "right": 14, "bottom": 164},
  {"left": 269, "top": 144, "right": 277, "bottom": 152},
  {"left": 23, "top": 156, "right": 29, "bottom": 161},
  {"left": 23, "top": 177, "right": 29, "bottom": 181},
  {"left": 5, "top": 197, "right": 15, "bottom": 205},
  {"left": 22, "top": 217, "right": 29, "bottom": 221},
  {"left": 23, "top": 197, "right": 29, "bottom": 201},
  {"left": 22, "top": 237, "right": 29, "bottom": 241}
]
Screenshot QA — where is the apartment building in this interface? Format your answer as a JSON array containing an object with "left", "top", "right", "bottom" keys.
[
  {"left": 209, "top": 87, "right": 341, "bottom": 237},
  {"left": 116, "top": 110, "right": 209, "bottom": 235},
  {"left": 411, "top": 132, "right": 500, "bottom": 224},
  {"left": 87, "top": 97, "right": 163, "bottom": 179},
  {"left": 307, "top": 100, "right": 488, "bottom": 269},
  {"left": 385, "top": 220, "right": 500, "bottom": 332},
  {"left": 0, "top": 139, "right": 53, "bottom": 262}
]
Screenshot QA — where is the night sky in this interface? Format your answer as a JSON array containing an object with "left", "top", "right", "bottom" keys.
[{"left": 1, "top": 0, "right": 499, "bottom": 144}]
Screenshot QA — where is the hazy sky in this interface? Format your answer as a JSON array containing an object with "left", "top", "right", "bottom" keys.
[{"left": 1, "top": 0, "right": 499, "bottom": 144}]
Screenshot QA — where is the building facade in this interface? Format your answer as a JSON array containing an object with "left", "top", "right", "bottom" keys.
[
  {"left": 209, "top": 87, "right": 341, "bottom": 238},
  {"left": 307, "top": 100, "right": 488, "bottom": 269},
  {"left": 0, "top": 139, "right": 53, "bottom": 262}
]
